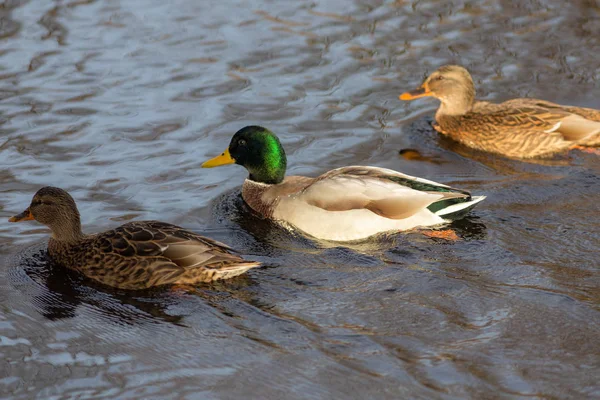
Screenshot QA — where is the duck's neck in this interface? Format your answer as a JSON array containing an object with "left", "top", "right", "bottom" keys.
[
  {"left": 248, "top": 170, "right": 284, "bottom": 185},
  {"left": 435, "top": 86, "right": 476, "bottom": 119},
  {"left": 242, "top": 179, "right": 278, "bottom": 218},
  {"left": 49, "top": 215, "right": 84, "bottom": 243}
]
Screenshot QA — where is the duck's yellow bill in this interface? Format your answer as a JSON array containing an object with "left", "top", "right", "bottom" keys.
[
  {"left": 9, "top": 208, "right": 34, "bottom": 223},
  {"left": 399, "top": 87, "right": 432, "bottom": 100},
  {"left": 202, "top": 148, "right": 235, "bottom": 168}
]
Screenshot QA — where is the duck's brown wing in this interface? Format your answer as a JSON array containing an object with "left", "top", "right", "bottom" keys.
[
  {"left": 91, "top": 221, "right": 259, "bottom": 289},
  {"left": 452, "top": 106, "right": 600, "bottom": 157},
  {"left": 499, "top": 99, "right": 600, "bottom": 123},
  {"left": 465, "top": 106, "right": 565, "bottom": 130},
  {"left": 488, "top": 107, "right": 599, "bottom": 142}
]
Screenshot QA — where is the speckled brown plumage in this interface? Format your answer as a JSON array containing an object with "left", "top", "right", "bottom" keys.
[
  {"left": 9, "top": 187, "right": 260, "bottom": 290},
  {"left": 475, "top": 99, "right": 600, "bottom": 123},
  {"left": 400, "top": 65, "right": 600, "bottom": 158}
]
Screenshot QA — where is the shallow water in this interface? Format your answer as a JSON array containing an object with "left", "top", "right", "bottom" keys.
[{"left": 1, "top": 0, "right": 599, "bottom": 398}]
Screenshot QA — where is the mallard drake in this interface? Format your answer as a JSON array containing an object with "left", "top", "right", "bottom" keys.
[
  {"left": 9, "top": 187, "right": 260, "bottom": 290},
  {"left": 201, "top": 126, "right": 485, "bottom": 242},
  {"left": 399, "top": 65, "right": 600, "bottom": 158}
]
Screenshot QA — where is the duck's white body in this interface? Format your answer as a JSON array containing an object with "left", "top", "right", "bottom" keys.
[{"left": 242, "top": 166, "right": 485, "bottom": 242}]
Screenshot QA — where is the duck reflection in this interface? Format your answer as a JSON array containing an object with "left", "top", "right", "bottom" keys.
[{"left": 447, "top": 215, "right": 487, "bottom": 241}]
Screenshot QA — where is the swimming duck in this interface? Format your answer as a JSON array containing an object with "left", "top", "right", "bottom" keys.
[
  {"left": 399, "top": 65, "right": 600, "bottom": 158},
  {"left": 202, "top": 126, "right": 485, "bottom": 242},
  {"left": 9, "top": 187, "right": 260, "bottom": 290}
]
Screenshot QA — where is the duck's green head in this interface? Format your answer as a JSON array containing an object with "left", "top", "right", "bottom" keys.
[{"left": 202, "top": 126, "right": 287, "bottom": 184}]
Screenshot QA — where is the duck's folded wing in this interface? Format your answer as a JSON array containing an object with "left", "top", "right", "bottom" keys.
[
  {"left": 468, "top": 107, "right": 600, "bottom": 141},
  {"left": 99, "top": 221, "right": 254, "bottom": 270},
  {"left": 466, "top": 107, "right": 565, "bottom": 130},
  {"left": 500, "top": 99, "right": 600, "bottom": 123},
  {"left": 296, "top": 167, "right": 468, "bottom": 220}
]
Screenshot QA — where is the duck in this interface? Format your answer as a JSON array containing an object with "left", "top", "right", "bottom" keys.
[
  {"left": 201, "top": 125, "right": 485, "bottom": 242},
  {"left": 9, "top": 187, "right": 260, "bottom": 290},
  {"left": 399, "top": 65, "right": 600, "bottom": 158}
]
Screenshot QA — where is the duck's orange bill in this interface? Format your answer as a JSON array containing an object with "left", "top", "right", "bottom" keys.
[
  {"left": 9, "top": 208, "right": 34, "bottom": 223},
  {"left": 399, "top": 87, "right": 432, "bottom": 100},
  {"left": 202, "top": 148, "right": 235, "bottom": 168}
]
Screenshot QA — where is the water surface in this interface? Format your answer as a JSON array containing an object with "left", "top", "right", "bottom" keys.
[{"left": 0, "top": 0, "right": 599, "bottom": 398}]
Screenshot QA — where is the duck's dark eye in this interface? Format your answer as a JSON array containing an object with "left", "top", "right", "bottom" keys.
[
  {"left": 32, "top": 199, "right": 51, "bottom": 206},
  {"left": 238, "top": 139, "right": 246, "bottom": 146},
  {"left": 437, "top": 75, "right": 444, "bottom": 81}
]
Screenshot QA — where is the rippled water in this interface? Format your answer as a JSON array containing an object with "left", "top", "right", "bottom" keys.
[{"left": 1, "top": 0, "right": 599, "bottom": 398}]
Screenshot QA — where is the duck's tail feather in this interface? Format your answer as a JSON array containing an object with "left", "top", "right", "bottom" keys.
[
  {"left": 210, "top": 262, "right": 261, "bottom": 281},
  {"left": 433, "top": 195, "right": 486, "bottom": 219}
]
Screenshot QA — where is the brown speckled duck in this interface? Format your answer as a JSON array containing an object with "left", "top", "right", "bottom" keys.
[
  {"left": 400, "top": 65, "right": 600, "bottom": 158},
  {"left": 9, "top": 187, "right": 260, "bottom": 290}
]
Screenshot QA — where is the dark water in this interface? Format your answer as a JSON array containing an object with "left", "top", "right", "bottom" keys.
[{"left": 1, "top": 0, "right": 599, "bottom": 398}]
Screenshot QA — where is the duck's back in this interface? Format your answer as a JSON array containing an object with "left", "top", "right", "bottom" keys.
[
  {"left": 48, "top": 221, "right": 259, "bottom": 289},
  {"left": 437, "top": 99, "right": 600, "bottom": 157}
]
